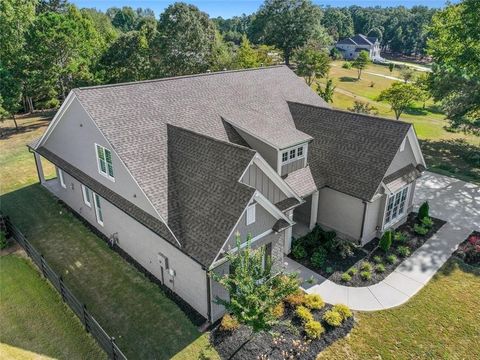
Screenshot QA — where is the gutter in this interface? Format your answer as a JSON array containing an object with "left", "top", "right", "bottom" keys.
[{"left": 359, "top": 201, "right": 368, "bottom": 245}]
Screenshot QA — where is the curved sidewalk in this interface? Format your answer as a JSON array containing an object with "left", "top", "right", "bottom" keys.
[{"left": 287, "top": 172, "right": 479, "bottom": 311}]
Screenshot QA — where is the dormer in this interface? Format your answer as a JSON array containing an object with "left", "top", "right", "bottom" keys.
[{"left": 278, "top": 142, "right": 309, "bottom": 176}]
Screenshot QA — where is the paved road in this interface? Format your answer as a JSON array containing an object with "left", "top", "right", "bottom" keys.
[{"left": 287, "top": 171, "right": 480, "bottom": 311}]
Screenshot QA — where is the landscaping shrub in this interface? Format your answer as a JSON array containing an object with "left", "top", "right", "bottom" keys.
[
  {"left": 295, "top": 305, "right": 314, "bottom": 324},
  {"left": 332, "top": 304, "right": 352, "bottom": 320},
  {"left": 394, "top": 231, "right": 408, "bottom": 243},
  {"left": 386, "top": 254, "right": 398, "bottom": 264},
  {"left": 421, "top": 216, "right": 434, "bottom": 228},
  {"left": 292, "top": 244, "right": 307, "bottom": 260},
  {"left": 325, "top": 266, "right": 334, "bottom": 274},
  {"left": 347, "top": 267, "right": 358, "bottom": 276},
  {"left": 456, "top": 233, "right": 480, "bottom": 265},
  {"left": 342, "top": 61, "right": 352, "bottom": 69},
  {"left": 418, "top": 201, "right": 429, "bottom": 220},
  {"left": 284, "top": 290, "right": 305, "bottom": 307},
  {"left": 272, "top": 302, "right": 285, "bottom": 319},
  {"left": 332, "top": 238, "right": 355, "bottom": 259},
  {"left": 0, "top": 231, "right": 8, "bottom": 250},
  {"left": 360, "top": 270, "right": 372, "bottom": 280},
  {"left": 360, "top": 261, "right": 373, "bottom": 272},
  {"left": 304, "top": 294, "right": 325, "bottom": 310},
  {"left": 323, "top": 310, "right": 342, "bottom": 327},
  {"left": 373, "top": 255, "right": 383, "bottom": 264},
  {"left": 304, "top": 320, "right": 325, "bottom": 339},
  {"left": 341, "top": 272, "right": 352, "bottom": 282},
  {"left": 375, "top": 263, "right": 386, "bottom": 273},
  {"left": 311, "top": 247, "right": 327, "bottom": 268},
  {"left": 220, "top": 314, "right": 240, "bottom": 331},
  {"left": 397, "top": 246, "right": 411, "bottom": 257},
  {"left": 380, "top": 230, "right": 393, "bottom": 252},
  {"left": 414, "top": 224, "right": 429, "bottom": 236}
]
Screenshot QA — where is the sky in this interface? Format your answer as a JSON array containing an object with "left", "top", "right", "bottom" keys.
[{"left": 71, "top": 1, "right": 455, "bottom": 18}]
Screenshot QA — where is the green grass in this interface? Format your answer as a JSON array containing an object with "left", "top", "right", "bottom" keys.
[
  {"left": 318, "top": 259, "right": 480, "bottom": 359},
  {"left": 0, "top": 116, "right": 219, "bottom": 360},
  {"left": 319, "top": 61, "right": 480, "bottom": 184},
  {"left": 0, "top": 254, "right": 106, "bottom": 360}
]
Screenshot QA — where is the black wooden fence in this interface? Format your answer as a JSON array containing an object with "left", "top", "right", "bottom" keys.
[{"left": 4, "top": 217, "right": 128, "bottom": 360}]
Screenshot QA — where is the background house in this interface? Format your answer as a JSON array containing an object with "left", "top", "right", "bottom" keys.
[{"left": 336, "top": 34, "right": 381, "bottom": 60}]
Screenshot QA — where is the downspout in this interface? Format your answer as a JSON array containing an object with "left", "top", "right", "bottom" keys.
[{"left": 359, "top": 201, "right": 368, "bottom": 245}]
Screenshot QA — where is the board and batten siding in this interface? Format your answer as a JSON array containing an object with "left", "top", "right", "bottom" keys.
[
  {"left": 280, "top": 157, "right": 304, "bottom": 176},
  {"left": 41, "top": 96, "right": 159, "bottom": 219},
  {"left": 233, "top": 127, "right": 279, "bottom": 171},
  {"left": 46, "top": 169, "right": 209, "bottom": 319},
  {"left": 241, "top": 163, "right": 287, "bottom": 205}
]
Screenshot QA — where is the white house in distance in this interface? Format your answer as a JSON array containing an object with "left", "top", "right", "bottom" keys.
[{"left": 336, "top": 34, "right": 381, "bottom": 60}]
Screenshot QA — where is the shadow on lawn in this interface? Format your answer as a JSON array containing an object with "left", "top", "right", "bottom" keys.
[
  {"left": 0, "top": 116, "right": 51, "bottom": 140},
  {"left": 1, "top": 184, "right": 204, "bottom": 360},
  {"left": 339, "top": 76, "right": 358, "bottom": 82}
]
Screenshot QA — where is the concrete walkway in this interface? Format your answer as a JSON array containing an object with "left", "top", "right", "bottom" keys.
[{"left": 286, "top": 172, "right": 479, "bottom": 311}]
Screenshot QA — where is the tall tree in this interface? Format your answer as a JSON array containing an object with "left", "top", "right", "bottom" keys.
[
  {"left": 316, "top": 78, "right": 335, "bottom": 103},
  {"left": 322, "top": 7, "right": 354, "bottom": 40},
  {"left": 36, "top": 0, "right": 68, "bottom": 14},
  {"left": 111, "top": 6, "right": 138, "bottom": 32},
  {"left": 157, "top": 3, "right": 216, "bottom": 76},
  {"left": 295, "top": 47, "right": 330, "bottom": 86},
  {"left": 378, "top": 82, "right": 422, "bottom": 120},
  {"left": 427, "top": 0, "right": 480, "bottom": 134},
  {"left": 352, "top": 50, "right": 370, "bottom": 80},
  {"left": 235, "top": 34, "right": 259, "bottom": 69},
  {"left": 250, "top": 0, "right": 321, "bottom": 65}
]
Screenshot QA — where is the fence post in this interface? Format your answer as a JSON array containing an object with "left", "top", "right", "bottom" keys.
[
  {"left": 40, "top": 255, "right": 47, "bottom": 277},
  {"left": 59, "top": 276, "right": 66, "bottom": 302},
  {"left": 83, "top": 304, "right": 89, "bottom": 333},
  {"left": 111, "top": 337, "right": 117, "bottom": 360}
]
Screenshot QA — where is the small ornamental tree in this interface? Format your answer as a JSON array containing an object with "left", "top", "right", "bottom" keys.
[
  {"left": 211, "top": 233, "right": 299, "bottom": 332},
  {"left": 388, "top": 63, "right": 395, "bottom": 73},
  {"left": 418, "top": 201, "right": 429, "bottom": 221},
  {"left": 295, "top": 47, "right": 330, "bottom": 86},
  {"left": 379, "top": 230, "right": 393, "bottom": 252},
  {"left": 378, "top": 82, "right": 422, "bottom": 120},
  {"left": 317, "top": 78, "right": 335, "bottom": 103},
  {"left": 352, "top": 50, "right": 370, "bottom": 80}
]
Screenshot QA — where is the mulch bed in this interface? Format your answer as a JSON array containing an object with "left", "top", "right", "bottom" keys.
[
  {"left": 210, "top": 304, "right": 354, "bottom": 360},
  {"left": 292, "top": 213, "right": 446, "bottom": 287},
  {"left": 452, "top": 231, "right": 480, "bottom": 267}
]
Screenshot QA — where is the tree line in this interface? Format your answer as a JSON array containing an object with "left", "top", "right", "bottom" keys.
[{"left": 0, "top": 0, "right": 478, "bottom": 134}]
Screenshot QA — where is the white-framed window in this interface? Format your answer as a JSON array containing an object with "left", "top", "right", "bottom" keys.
[
  {"left": 246, "top": 204, "right": 256, "bottom": 225},
  {"left": 93, "top": 193, "right": 104, "bottom": 226},
  {"left": 81, "top": 184, "right": 92, "bottom": 207},
  {"left": 58, "top": 168, "right": 66, "bottom": 188},
  {"left": 281, "top": 144, "right": 306, "bottom": 164},
  {"left": 95, "top": 144, "right": 114, "bottom": 181},
  {"left": 384, "top": 185, "right": 409, "bottom": 228}
]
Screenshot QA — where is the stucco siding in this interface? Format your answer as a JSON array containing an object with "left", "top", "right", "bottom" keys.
[
  {"left": 42, "top": 97, "right": 159, "bottom": 219},
  {"left": 241, "top": 163, "right": 287, "bottom": 205},
  {"left": 362, "top": 195, "right": 383, "bottom": 244},
  {"left": 317, "top": 187, "right": 364, "bottom": 241},
  {"left": 234, "top": 127, "right": 278, "bottom": 170},
  {"left": 46, "top": 169, "right": 208, "bottom": 318}
]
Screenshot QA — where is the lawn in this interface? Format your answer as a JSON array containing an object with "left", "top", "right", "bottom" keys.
[
  {"left": 318, "top": 259, "right": 480, "bottom": 360},
  {"left": 318, "top": 61, "right": 480, "bottom": 184},
  {"left": 0, "top": 254, "right": 105, "bottom": 360},
  {"left": 0, "top": 116, "right": 218, "bottom": 359}
]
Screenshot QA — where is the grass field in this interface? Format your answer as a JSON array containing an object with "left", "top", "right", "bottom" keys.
[
  {"left": 1, "top": 115, "right": 479, "bottom": 360},
  {"left": 318, "top": 61, "right": 480, "bottom": 184},
  {"left": 0, "top": 254, "right": 106, "bottom": 360}
]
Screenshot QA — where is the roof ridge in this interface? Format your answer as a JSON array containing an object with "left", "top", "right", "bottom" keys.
[
  {"left": 166, "top": 123, "right": 257, "bottom": 155},
  {"left": 75, "top": 65, "right": 288, "bottom": 92},
  {"left": 287, "top": 101, "right": 412, "bottom": 128}
]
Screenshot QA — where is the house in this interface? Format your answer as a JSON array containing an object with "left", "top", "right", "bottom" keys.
[
  {"left": 336, "top": 34, "right": 381, "bottom": 60},
  {"left": 28, "top": 66, "right": 425, "bottom": 323}
]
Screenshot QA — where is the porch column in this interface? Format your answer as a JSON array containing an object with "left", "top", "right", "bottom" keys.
[
  {"left": 309, "top": 190, "right": 319, "bottom": 230},
  {"left": 284, "top": 210, "right": 294, "bottom": 255},
  {"left": 34, "top": 152, "right": 46, "bottom": 184}
]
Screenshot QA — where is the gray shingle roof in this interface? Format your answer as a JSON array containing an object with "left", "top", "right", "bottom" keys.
[
  {"left": 283, "top": 166, "right": 320, "bottom": 198},
  {"left": 275, "top": 197, "right": 301, "bottom": 212},
  {"left": 383, "top": 164, "right": 421, "bottom": 193},
  {"left": 289, "top": 102, "right": 411, "bottom": 201},
  {"left": 73, "top": 66, "right": 327, "bottom": 222},
  {"left": 167, "top": 125, "right": 256, "bottom": 266}
]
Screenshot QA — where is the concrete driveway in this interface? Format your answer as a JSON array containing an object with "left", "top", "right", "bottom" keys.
[{"left": 287, "top": 171, "right": 480, "bottom": 311}]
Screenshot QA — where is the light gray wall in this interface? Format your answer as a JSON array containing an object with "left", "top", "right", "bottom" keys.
[
  {"left": 47, "top": 169, "right": 209, "bottom": 318},
  {"left": 317, "top": 187, "right": 364, "bottom": 241},
  {"left": 385, "top": 136, "right": 416, "bottom": 177},
  {"left": 234, "top": 127, "right": 278, "bottom": 170},
  {"left": 362, "top": 195, "right": 383, "bottom": 244},
  {"left": 224, "top": 201, "right": 277, "bottom": 250},
  {"left": 42, "top": 97, "right": 159, "bottom": 219},
  {"left": 281, "top": 158, "right": 304, "bottom": 176},
  {"left": 241, "top": 163, "right": 287, "bottom": 205}
]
